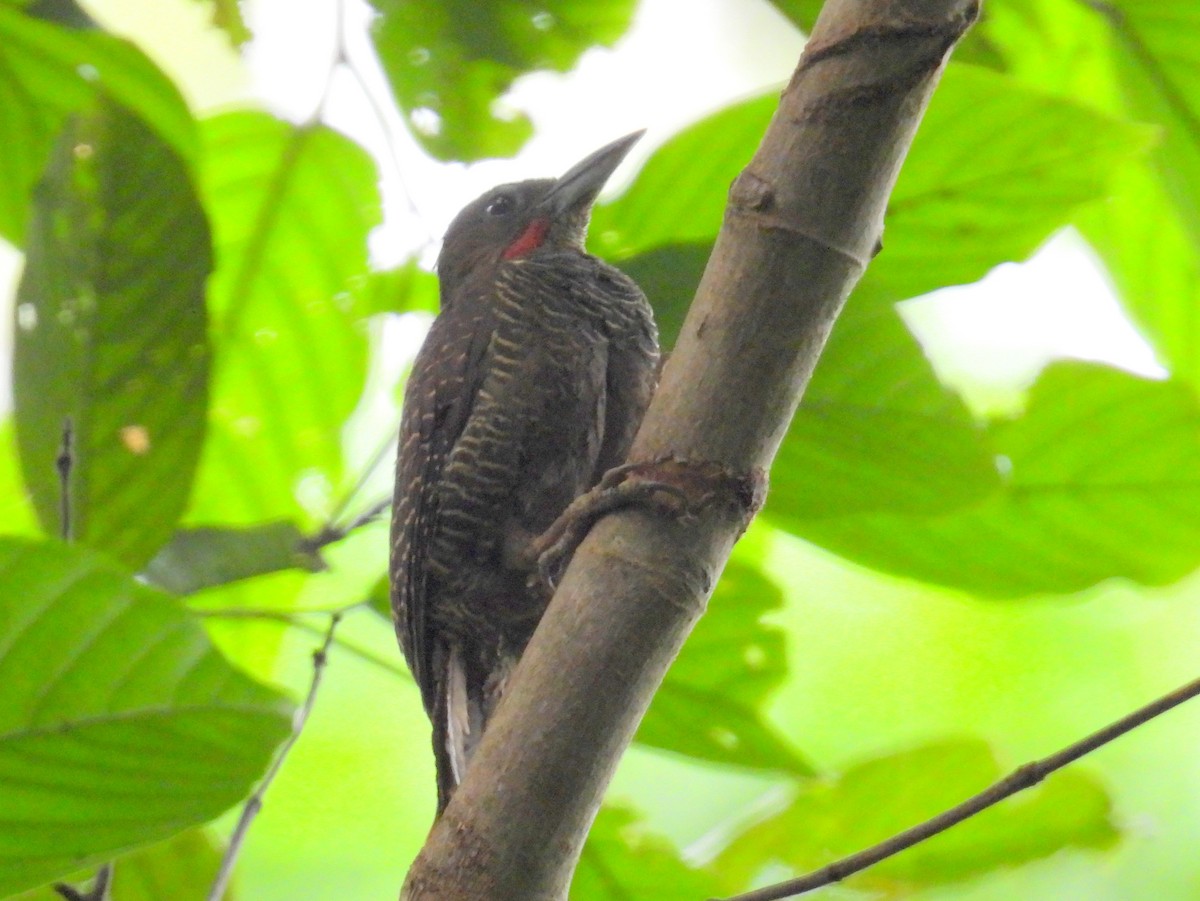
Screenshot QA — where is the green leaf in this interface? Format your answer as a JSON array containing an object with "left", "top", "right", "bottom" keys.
[
  {"left": 0, "top": 422, "right": 40, "bottom": 537},
  {"left": 796, "top": 362, "right": 1200, "bottom": 597},
  {"left": 968, "top": 0, "right": 1117, "bottom": 105},
  {"left": 109, "top": 829, "right": 231, "bottom": 900},
  {"left": 357, "top": 262, "right": 440, "bottom": 317},
  {"left": 1101, "top": 0, "right": 1200, "bottom": 251},
  {"left": 857, "top": 62, "right": 1153, "bottom": 305},
  {"left": 366, "top": 574, "right": 390, "bottom": 620},
  {"left": 762, "top": 0, "right": 821, "bottom": 31},
  {"left": 592, "top": 96, "right": 775, "bottom": 260},
  {"left": 1080, "top": 162, "right": 1198, "bottom": 390},
  {"left": 369, "top": 0, "right": 636, "bottom": 161},
  {"left": 618, "top": 242, "right": 710, "bottom": 349},
  {"left": 0, "top": 6, "right": 197, "bottom": 245},
  {"left": 773, "top": 296, "right": 1000, "bottom": 519},
  {"left": 621, "top": 244, "right": 1000, "bottom": 519},
  {"left": 13, "top": 100, "right": 212, "bottom": 569},
  {"left": 714, "top": 739, "right": 1118, "bottom": 894},
  {"left": 0, "top": 536, "right": 293, "bottom": 897},
  {"left": 598, "top": 65, "right": 1149, "bottom": 308},
  {"left": 142, "top": 522, "right": 327, "bottom": 595},
  {"left": 969, "top": 0, "right": 1200, "bottom": 385},
  {"left": 573, "top": 804, "right": 720, "bottom": 900},
  {"left": 764, "top": 0, "right": 1008, "bottom": 67},
  {"left": 973, "top": 0, "right": 1200, "bottom": 285},
  {"left": 15, "top": 829, "right": 233, "bottom": 900},
  {"left": 189, "top": 111, "right": 381, "bottom": 527},
  {"left": 638, "top": 559, "right": 810, "bottom": 775}
]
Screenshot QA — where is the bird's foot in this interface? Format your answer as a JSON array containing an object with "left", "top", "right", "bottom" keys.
[{"left": 524, "top": 458, "right": 696, "bottom": 594}]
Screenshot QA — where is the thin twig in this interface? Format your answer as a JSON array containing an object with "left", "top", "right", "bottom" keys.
[
  {"left": 325, "top": 0, "right": 433, "bottom": 243},
  {"left": 196, "top": 604, "right": 408, "bottom": 679},
  {"left": 54, "top": 862, "right": 111, "bottom": 901},
  {"left": 56, "top": 418, "right": 73, "bottom": 542},
  {"left": 302, "top": 495, "right": 392, "bottom": 553},
  {"left": 325, "top": 425, "right": 399, "bottom": 527},
  {"left": 719, "top": 673, "right": 1200, "bottom": 901},
  {"left": 53, "top": 427, "right": 113, "bottom": 900},
  {"left": 206, "top": 612, "right": 343, "bottom": 901},
  {"left": 306, "top": 0, "right": 345, "bottom": 126},
  {"left": 340, "top": 27, "right": 431, "bottom": 237}
]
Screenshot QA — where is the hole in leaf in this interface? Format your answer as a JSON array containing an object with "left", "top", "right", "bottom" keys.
[
  {"left": 995, "top": 454, "right": 1013, "bottom": 477},
  {"left": 744, "top": 644, "right": 767, "bottom": 670},
  {"left": 120, "top": 425, "right": 151, "bottom": 455},
  {"left": 709, "top": 727, "right": 739, "bottom": 749},
  {"left": 16, "top": 304, "right": 37, "bottom": 331},
  {"left": 410, "top": 107, "right": 442, "bottom": 137}
]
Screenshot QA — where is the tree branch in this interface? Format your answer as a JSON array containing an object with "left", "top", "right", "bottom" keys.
[
  {"left": 721, "top": 672, "right": 1200, "bottom": 900},
  {"left": 401, "top": 0, "right": 979, "bottom": 897}
]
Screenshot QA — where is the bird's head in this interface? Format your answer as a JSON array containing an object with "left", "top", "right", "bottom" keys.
[{"left": 436, "top": 130, "right": 643, "bottom": 295}]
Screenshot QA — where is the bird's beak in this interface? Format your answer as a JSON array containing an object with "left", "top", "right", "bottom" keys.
[{"left": 541, "top": 130, "right": 645, "bottom": 219}]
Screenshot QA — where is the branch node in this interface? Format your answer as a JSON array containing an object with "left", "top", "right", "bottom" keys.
[
  {"left": 730, "top": 171, "right": 776, "bottom": 212},
  {"left": 56, "top": 418, "right": 74, "bottom": 543},
  {"left": 54, "top": 863, "right": 111, "bottom": 901},
  {"left": 726, "top": 204, "right": 871, "bottom": 270}
]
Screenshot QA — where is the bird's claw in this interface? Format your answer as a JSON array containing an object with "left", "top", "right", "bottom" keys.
[{"left": 525, "top": 469, "right": 695, "bottom": 595}]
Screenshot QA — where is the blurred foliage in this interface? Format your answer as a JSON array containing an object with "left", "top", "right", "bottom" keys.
[
  {"left": 14, "top": 99, "right": 211, "bottom": 568},
  {"left": 637, "top": 558, "right": 811, "bottom": 775},
  {"left": 1, "top": 0, "right": 1200, "bottom": 898},
  {"left": 573, "top": 804, "right": 721, "bottom": 899},
  {"left": 0, "top": 538, "right": 291, "bottom": 896},
  {"left": 0, "top": 5, "right": 197, "bottom": 245},
  {"left": 368, "top": 0, "right": 637, "bottom": 160},
  {"left": 189, "top": 0, "right": 249, "bottom": 46},
  {"left": 713, "top": 740, "right": 1118, "bottom": 894},
  {"left": 797, "top": 362, "right": 1200, "bottom": 595},
  {"left": 189, "top": 111, "right": 381, "bottom": 528},
  {"left": 14, "top": 829, "right": 234, "bottom": 901},
  {"left": 143, "top": 521, "right": 326, "bottom": 595}
]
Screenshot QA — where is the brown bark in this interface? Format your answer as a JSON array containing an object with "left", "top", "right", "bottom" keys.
[{"left": 401, "top": 0, "right": 979, "bottom": 897}]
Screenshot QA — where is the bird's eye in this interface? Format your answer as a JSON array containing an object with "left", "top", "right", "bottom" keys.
[{"left": 486, "top": 194, "right": 514, "bottom": 216}]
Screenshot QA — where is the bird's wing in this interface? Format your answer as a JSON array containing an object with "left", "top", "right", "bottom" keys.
[
  {"left": 390, "top": 303, "right": 493, "bottom": 716},
  {"left": 589, "top": 264, "right": 660, "bottom": 475}
]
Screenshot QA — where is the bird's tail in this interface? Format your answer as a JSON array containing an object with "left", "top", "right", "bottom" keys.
[
  {"left": 431, "top": 642, "right": 522, "bottom": 814},
  {"left": 432, "top": 644, "right": 485, "bottom": 814}
]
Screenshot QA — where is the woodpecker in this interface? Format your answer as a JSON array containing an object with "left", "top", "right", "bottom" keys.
[{"left": 390, "top": 132, "right": 659, "bottom": 814}]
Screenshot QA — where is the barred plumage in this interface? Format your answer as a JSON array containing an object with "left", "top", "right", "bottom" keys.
[{"left": 389, "top": 134, "right": 658, "bottom": 814}]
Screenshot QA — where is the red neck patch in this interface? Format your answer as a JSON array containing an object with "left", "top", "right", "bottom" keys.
[{"left": 503, "top": 218, "right": 551, "bottom": 260}]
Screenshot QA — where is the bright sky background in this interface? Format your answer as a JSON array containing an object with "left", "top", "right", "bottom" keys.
[{"left": 0, "top": 0, "right": 1164, "bottom": 417}]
